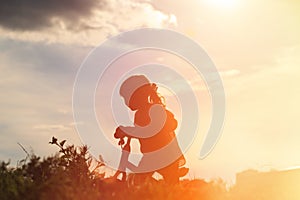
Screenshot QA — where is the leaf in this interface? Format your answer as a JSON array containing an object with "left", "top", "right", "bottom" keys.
[
  {"left": 87, "top": 158, "right": 92, "bottom": 166},
  {"left": 59, "top": 140, "right": 66, "bottom": 147},
  {"left": 99, "top": 155, "right": 104, "bottom": 163},
  {"left": 49, "top": 136, "right": 58, "bottom": 144}
]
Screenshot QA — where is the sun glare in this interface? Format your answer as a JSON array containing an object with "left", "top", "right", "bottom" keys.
[{"left": 204, "top": 0, "right": 237, "bottom": 9}]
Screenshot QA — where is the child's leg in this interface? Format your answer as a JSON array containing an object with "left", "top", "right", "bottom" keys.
[
  {"left": 158, "top": 161, "right": 189, "bottom": 184},
  {"left": 158, "top": 161, "right": 180, "bottom": 184},
  {"left": 130, "top": 172, "right": 154, "bottom": 185}
]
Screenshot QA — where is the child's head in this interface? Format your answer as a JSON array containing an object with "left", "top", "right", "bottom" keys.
[{"left": 120, "top": 75, "right": 164, "bottom": 110}]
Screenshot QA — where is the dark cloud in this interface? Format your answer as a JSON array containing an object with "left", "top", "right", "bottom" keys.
[{"left": 0, "top": 0, "right": 105, "bottom": 31}]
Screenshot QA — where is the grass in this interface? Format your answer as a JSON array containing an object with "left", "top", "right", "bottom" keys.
[{"left": 0, "top": 137, "right": 297, "bottom": 200}]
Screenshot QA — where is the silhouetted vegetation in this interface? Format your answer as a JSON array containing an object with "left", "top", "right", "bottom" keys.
[
  {"left": 0, "top": 137, "right": 228, "bottom": 200},
  {"left": 0, "top": 137, "right": 106, "bottom": 200},
  {"left": 1, "top": 137, "right": 299, "bottom": 200}
]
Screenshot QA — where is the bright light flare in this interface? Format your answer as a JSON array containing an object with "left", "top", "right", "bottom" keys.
[{"left": 204, "top": 0, "right": 238, "bottom": 9}]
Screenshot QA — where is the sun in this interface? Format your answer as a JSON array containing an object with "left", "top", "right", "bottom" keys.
[{"left": 204, "top": 0, "right": 237, "bottom": 9}]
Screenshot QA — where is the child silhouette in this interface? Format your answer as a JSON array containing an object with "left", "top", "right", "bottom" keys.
[{"left": 114, "top": 75, "right": 188, "bottom": 184}]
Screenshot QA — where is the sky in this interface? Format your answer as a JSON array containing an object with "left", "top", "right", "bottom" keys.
[{"left": 1, "top": 0, "right": 300, "bottom": 183}]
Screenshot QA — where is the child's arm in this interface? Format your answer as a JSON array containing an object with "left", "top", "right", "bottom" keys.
[{"left": 118, "top": 104, "right": 167, "bottom": 139}]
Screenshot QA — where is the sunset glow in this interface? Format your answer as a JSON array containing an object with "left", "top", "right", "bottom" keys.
[
  {"left": 203, "top": 0, "right": 238, "bottom": 9},
  {"left": 1, "top": 1, "right": 300, "bottom": 198}
]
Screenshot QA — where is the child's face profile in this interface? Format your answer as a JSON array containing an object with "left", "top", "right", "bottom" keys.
[
  {"left": 119, "top": 75, "right": 152, "bottom": 111},
  {"left": 121, "top": 95, "right": 136, "bottom": 111},
  {"left": 121, "top": 86, "right": 149, "bottom": 111}
]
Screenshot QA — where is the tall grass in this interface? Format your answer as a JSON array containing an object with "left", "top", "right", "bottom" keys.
[{"left": 1, "top": 137, "right": 296, "bottom": 200}]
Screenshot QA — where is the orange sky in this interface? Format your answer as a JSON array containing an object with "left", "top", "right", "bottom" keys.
[{"left": 164, "top": 0, "right": 300, "bottom": 182}]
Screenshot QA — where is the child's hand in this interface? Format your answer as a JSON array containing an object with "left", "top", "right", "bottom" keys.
[{"left": 114, "top": 126, "right": 126, "bottom": 139}]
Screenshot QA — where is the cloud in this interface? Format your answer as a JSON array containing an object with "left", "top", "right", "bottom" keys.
[
  {"left": 0, "top": 0, "right": 103, "bottom": 31},
  {"left": 33, "top": 124, "right": 72, "bottom": 132},
  {"left": 219, "top": 69, "right": 240, "bottom": 77},
  {"left": 0, "top": 0, "right": 177, "bottom": 45},
  {"left": 0, "top": 39, "right": 86, "bottom": 163}
]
